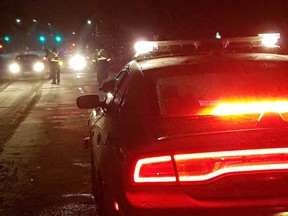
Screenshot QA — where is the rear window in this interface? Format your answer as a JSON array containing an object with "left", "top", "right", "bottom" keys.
[{"left": 147, "top": 61, "right": 288, "bottom": 117}]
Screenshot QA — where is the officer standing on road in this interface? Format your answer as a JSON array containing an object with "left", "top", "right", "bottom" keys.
[{"left": 49, "top": 47, "right": 61, "bottom": 84}]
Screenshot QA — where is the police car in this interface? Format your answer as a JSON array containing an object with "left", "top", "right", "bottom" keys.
[{"left": 77, "top": 33, "right": 288, "bottom": 216}]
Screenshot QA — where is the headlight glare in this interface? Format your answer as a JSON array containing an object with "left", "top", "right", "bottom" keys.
[
  {"left": 9, "top": 63, "right": 20, "bottom": 73},
  {"left": 69, "top": 54, "right": 87, "bottom": 71},
  {"left": 33, "top": 62, "right": 45, "bottom": 72}
]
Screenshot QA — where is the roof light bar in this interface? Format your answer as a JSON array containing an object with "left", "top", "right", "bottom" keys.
[
  {"left": 134, "top": 33, "right": 281, "bottom": 58},
  {"left": 134, "top": 40, "right": 200, "bottom": 57},
  {"left": 134, "top": 41, "right": 158, "bottom": 56},
  {"left": 258, "top": 33, "right": 280, "bottom": 48}
]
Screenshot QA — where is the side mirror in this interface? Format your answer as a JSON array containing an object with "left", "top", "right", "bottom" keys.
[{"left": 76, "top": 95, "right": 101, "bottom": 109}]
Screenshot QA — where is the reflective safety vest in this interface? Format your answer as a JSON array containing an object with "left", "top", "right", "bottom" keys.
[{"left": 51, "top": 52, "right": 60, "bottom": 63}]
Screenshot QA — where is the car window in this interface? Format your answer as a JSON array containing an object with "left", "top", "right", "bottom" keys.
[
  {"left": 16, "top": 55, "right": 40, "bottom": 61},
  {"left": 104, "top": 70, "right": 128, "bottom": 110},
  {"left": 147, "top": 61, "right": 288, "bottom": 117},
  {"left": 113, "top": 72, "right": 129, "bottom": 112}
]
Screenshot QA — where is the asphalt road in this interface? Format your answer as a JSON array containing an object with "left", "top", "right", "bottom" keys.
[{"left": 0, "top": 71, "right": 107, "bottom": 216}]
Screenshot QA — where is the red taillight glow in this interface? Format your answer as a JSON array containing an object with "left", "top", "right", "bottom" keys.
[
  {"left": 210, "top": 101, "right": 288, "bottom": 116},
  {"left": 133, "top": 148, "right": 288, "bottom": 184},
  {"left": 175, "top": 148, "right": 288, "bottom": 182},
  {"left": 133, "top": 156, "right": 176, "bottom": 183}
]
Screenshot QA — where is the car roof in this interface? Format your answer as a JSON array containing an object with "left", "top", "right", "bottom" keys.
[
  {"left": 131, "top": 35, "right": 288, "bottom": 73},
  {"left": 134, "top": 53, "right": 288, "bottom": 72}
]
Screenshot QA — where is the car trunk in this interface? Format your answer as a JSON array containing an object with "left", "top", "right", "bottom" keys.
[{"left": 128, "top": 116, "right": 288, "bottom": 205}]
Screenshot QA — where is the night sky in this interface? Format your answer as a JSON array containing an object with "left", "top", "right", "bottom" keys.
[{"left": 1, "top": 0, "right": 288, "bottom": 42}]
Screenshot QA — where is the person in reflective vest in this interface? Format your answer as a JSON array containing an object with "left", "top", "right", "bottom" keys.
[{"left": 49, "top": 47, "right": 61, "bottom": 84}]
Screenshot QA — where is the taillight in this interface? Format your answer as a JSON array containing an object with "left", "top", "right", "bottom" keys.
[
  {"left": 133, "top": 156, "right": 176, "bottom": 183},
  {"left": 133, "top": 148, "right": 288, "bottom": 184},
  {"left": 174, "top": 148, "right": 288, "bottom": 182}
]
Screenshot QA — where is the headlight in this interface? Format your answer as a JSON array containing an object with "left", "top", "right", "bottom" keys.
[
  {"left": 9, "top": 63, "right": 20, "bottom": 73},
  {"left": 69, "top": 54, "right": 87, "bottom": 71},
  {"left": 33, "top": 62, "right": 45, "bottom": 72}
]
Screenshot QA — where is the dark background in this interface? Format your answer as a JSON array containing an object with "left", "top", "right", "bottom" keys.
[{"left": 1, "top": 0, "right": 288, "bottom": 50}]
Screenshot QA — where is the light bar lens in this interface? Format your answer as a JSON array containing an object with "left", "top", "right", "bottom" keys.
[
  {"left": 134, "top": 41, "right": 158, "bottom": 55},
  {"left": 258, "top": 33, "right": 280, "bottom": 48}
]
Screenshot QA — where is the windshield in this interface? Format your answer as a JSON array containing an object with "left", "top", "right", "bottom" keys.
[
  {"left": 148, "top": 61, "right": 288, "bottom": 117},
  {"left": 16, "top": 55, "right": 40, "bottom": 62}
]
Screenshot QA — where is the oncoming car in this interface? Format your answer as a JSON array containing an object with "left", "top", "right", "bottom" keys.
[
  {"left": 77, "top": 34, "right": 288, "bottom": 216},
  {"left": 8, "top": 54, "right": 47, "bottom": 79}
]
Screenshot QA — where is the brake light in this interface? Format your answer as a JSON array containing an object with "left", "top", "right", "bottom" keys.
[
  {"left": 200, "top": 100, "right": 288, "bottom": 116},
  {"left": 133, "top": 156, "right": 176, "bottom": 183},
  {"left": 174, "top": 148, "right": 288, "bottom": 182},
  {"left": 133, "top": 148, "right": 288, "bottom": 184}
]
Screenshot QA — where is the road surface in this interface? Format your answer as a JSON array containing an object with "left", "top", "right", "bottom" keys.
[{"left": 0, "top": 71, "right": 109, "bottom": 216}]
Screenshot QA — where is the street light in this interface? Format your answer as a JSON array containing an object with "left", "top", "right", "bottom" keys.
[
  {"left": 16, "top": 19, "right": 21, "bottom": 24},
  {"left": 87, "top": 20, "right": 92, "bottom": 25}
]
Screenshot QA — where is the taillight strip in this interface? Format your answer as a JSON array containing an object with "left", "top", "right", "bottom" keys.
[
  {"left": 178, "top": 163, "right": 288, "bottom": 182},
  {"left": 174, "top": 148, "right": 288, "bottom": 160},
  {"left": 175, "top": 148, "right": 288, "bottom": 182},
  {"left": 133, "top": 148, "right": 288, "bottom": 184}
]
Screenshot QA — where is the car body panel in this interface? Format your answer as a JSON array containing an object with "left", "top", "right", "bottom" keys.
[{"left": 78, "top": 51, "right": 288, "bottom": 215}]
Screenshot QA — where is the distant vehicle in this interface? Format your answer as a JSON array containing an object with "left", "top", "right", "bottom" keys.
[
  {"left": 8, "top": 54, "right": 47, "bottom": 79},
  {"left": 77, "top": 34, "right": 288, "bottom": 216}
]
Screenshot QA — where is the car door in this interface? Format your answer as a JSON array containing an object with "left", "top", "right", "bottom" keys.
[{"left": 91, "top": 69, "right": 131, "bottom": 183}]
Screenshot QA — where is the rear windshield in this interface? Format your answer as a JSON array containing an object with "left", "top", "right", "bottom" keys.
[{"left": 146, "top": 61, "right": 288, "bottom": 117}]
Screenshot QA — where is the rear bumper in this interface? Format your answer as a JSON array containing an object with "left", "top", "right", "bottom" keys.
[
  {"left": 123, "top": 190, "right": 288, "bottom": 216},
  {"left": 120, "top": 172, "right": 288, "bottom": 215},
  {"left": 126, "top": 190, "right": 288, "bottom": 209}
]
